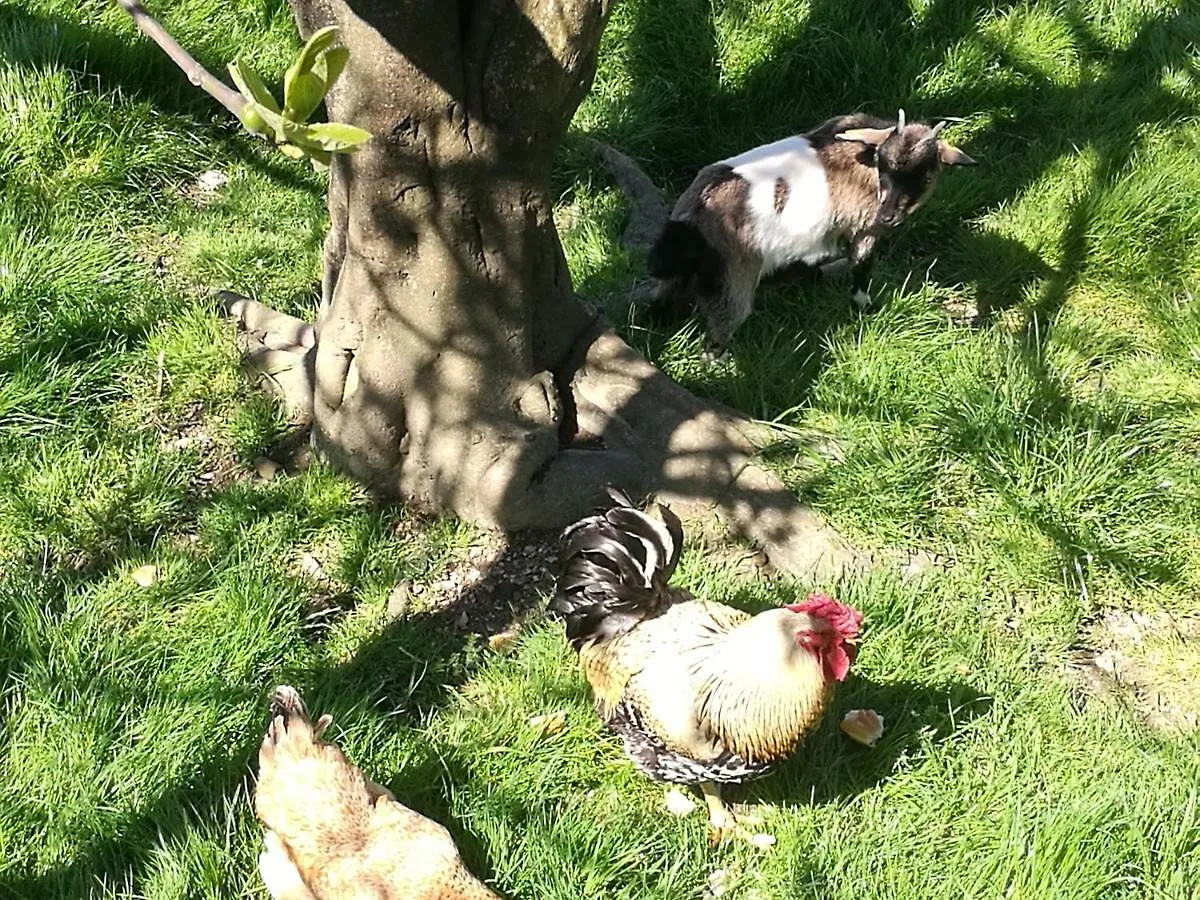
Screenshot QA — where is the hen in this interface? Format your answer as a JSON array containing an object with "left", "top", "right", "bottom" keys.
[
  {"left": 255, "top": 685, "right": 498, "bottom": 900},
  {"left": 551, "top": 490, "right": 862, "bottom": 840}
]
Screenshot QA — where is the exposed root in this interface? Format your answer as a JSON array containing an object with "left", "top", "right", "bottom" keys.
[
  {"left": 218, "top": 287, "right": 861, "bottom": 580},
  {"left": 218, "top": 293, "right": 862, "bottom": 580},
  {"left": 220, "top": 291, "right": 315, "bottom": 423},
  {"left": 563, "top": 329, "right": 862, "bottom": 579}
]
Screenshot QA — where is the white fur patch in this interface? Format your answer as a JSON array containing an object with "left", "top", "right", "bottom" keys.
[
  {"left": 852, "top": 289, "right": 872, "bottom": 309},
  {"left": 724, "top": 137, "right": 839, "bottom": 275}
]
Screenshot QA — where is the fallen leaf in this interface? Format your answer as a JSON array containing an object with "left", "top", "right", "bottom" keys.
[
  {"left": 840, "top": 708, "right": 885, "bottom": 747},
  {"left": 385, "top": 583, "right": 410, "bottom": 620},
  {"left": 488, "top": 629, "right": 519, "bottom": 652},
  {"left": 130, "top": 564, "right": 159, "bottom": 587},
  {"left": 706, "top": 868, "right": 735, "bottom": 898},
  {"left": 526, "top": 711, "right": 566, "bottom": 738},
  {"left": 195, "top": 169, "right": 228, "bottom": 192},
  {"left": 294, "top": 552, "right": 332, "bottom": 586},
  {"left": 253, "top": 457, "right": 282, "bottom": 481},
  {"left": 664, "top": 787, "right": 696, "bottom": 817}
]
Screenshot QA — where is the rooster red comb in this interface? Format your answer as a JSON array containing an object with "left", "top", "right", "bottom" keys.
[
  {"left": 788, "top": 593, "right": 863, "bottom": 640},
  {"left": 787, "top": 593, "right": 863, "bottom": 682}
]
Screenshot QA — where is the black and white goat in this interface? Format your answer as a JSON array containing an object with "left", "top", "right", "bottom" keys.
[{"left": 647, "top": 110, "right": 976, "bottom": 357}]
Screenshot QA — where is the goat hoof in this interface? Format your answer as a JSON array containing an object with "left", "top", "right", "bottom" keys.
[{"left": 851, "top": 289, "right": 873, "bottom": 311}]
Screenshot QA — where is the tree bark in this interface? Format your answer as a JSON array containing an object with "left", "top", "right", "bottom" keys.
[
  {"left": 283, "top": 0, "right": 627, "bottom": 527},
  {"left": 248, "top": 0, "right": 862, "bottom": 577}
]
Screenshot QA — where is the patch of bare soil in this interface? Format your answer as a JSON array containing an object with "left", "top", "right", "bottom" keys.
[
  {"left": 159, "top": 400, "right": 243, "bottom": 495},
  {"left": 288, "top": 526, "right": 562, "bottom": 645},
  {"left": 1069, "top": 608, "right": 1200, "bottom": 734},
  {"left": 385, "top": 531, "right": 561, "bottom": 641}
]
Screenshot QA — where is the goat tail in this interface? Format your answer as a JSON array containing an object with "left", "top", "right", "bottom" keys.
[{"left": 551, "top": 486, "right": 685, "bottom": 649}]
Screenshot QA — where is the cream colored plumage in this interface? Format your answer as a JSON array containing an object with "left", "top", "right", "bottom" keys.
[
  {"left": 553, "top": 489, "right": 862, "bottom": 840},
  {"left": 255, "top": 686, "right": 498, "bottom": 900}
]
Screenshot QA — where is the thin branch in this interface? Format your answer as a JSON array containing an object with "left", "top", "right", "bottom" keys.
[{"left": 112, "top": 0, "right": 246, "bottom": 118}]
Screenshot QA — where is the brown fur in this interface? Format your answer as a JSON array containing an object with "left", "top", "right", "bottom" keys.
[
  {"left": 814, "top": 139, "right": 880, "bottom": 237},
  {"left": 255, "top": 687, "right": 498, "bottom": 900},
  {"left": 678, "top": 165, "right": 751, "bottom": 256},
  {"left": 663, "top": 166, "right": 762, "bottom": 353},
  {"left": 651, "top": 111, "right": 974, "bottom": 354},
  {"left": 773, "top": 176, "right": 789, "bottom": 214}
]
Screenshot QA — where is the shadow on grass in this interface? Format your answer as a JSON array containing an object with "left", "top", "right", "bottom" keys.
[
  {"left": 580, "top": 0, "right": 1198, "bottom": 419},
  {"left": 2, "top": 0, "right": 1197, "bottom": 894},
  {"left": 0, "top": 523, "right": 551, "bottom": 897},
  {"left": 0, "top": 5, "right": 323, "bottom": 194},
  {"left": 755, "top": 676, "right": 991, "bottom": 808}
]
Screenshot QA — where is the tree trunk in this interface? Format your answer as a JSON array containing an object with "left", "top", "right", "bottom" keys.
[
  {"left": 283, "top": 0, "right": 635, "bottom": 526},
  {"left": 247, "top": 0, "right": 861, "bottom": 577}
]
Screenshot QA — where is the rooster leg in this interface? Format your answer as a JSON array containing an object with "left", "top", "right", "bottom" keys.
[
  {"left": 699, "top": 783, "right": 771, "bottom": 845},
  {"left": 699, "top": 781, "right": 738, "bottom": 843}
]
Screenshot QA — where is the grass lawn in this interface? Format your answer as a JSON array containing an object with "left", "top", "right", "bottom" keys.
[{"left": 2, "top": 0, "right": 1199, "bottom": 897}]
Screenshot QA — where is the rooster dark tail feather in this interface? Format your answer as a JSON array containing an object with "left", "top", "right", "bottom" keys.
[{"left": 551, "top": 487, "right": 684, "bottom": 649}]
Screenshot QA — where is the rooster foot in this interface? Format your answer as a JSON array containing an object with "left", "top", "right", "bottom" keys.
[
  {"left": 699, "top": 783, "right": 774, "bottom": 847},
  {"left": 707, "top": 817, "right": 775, "bottom": 847},
  {"left": 706, "top": 803, "right": 740, "bottom": 845}
]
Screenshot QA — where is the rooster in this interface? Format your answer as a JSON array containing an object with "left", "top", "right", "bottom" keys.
[
  {"left": 551, "top": 489, "right": 862, "bottom": 841},
  {"left": 254, "top": 685, "right": 498, "bottom": 900}
]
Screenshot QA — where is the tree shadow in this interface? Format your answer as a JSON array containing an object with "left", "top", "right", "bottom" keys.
[
  {"left": 3, "top": 0, "right": 1198, "bottom": 895},
  {"left": 0, "top": 528, "right": 553, "bottom": 897},
  {"left": 578, "top": 0, "right": 1198, "bottom": 423},
  {"left": 0, "top": 4, "right": 322, "bottom": 195}
]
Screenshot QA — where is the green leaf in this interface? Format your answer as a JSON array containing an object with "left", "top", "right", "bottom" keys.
[
  {"left": 275, "top": 118, "right": 322, "bottom": 152},
  {"left": 283, "top": 69, "right": 327, "bottom": 122},
  {"left": 236, "top": 102, "right": 270, "bottom": 137},
  {"left": 276, "top": 143, "right": 306, "bottom": 159},
  {"left": 312, "top": 47, "right": 350, "bottom": 92},
  {"left": 240, "top": 100, "right": 288, "bottom": 141},
  {"left": 227, "top": 58, "right": 281, "bottom": 114},
  {"left": 292, "top": 26, "right": 340, "bottom": 78},
  {"left": 308, "top": 149, "right": 333, "bottom": 172},
  {"left": 300, "top": 121, "right": 372, "bottom": 152}
]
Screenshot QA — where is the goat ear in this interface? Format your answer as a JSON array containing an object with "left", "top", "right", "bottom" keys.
[
  {"left": 938, "top": 141, "right": 976, "bottom": 166},
  {"left": 836, "top": 127, "right": 894, "bottom": 147}
]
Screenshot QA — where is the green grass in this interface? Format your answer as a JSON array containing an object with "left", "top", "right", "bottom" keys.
[{"left": 2, "top": 0, "right": 1200, "bottom": 897}]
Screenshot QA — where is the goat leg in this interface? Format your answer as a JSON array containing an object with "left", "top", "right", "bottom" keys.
[
  {"left": 848, "top": 234, "right": 877, "bottom": 310},
  {"left": 699, "top": 256, "right": 759, "bottom": 362}
]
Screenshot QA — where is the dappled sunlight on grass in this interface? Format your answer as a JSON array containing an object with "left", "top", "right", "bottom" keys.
[{"left": 1, "top": 0, "right": 1198, "bottom": 896}]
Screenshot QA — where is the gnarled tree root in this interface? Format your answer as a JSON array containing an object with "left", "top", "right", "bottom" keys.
[
  {"left": 566, "top": 327, "right": 862, "bottom": 578},
  {"left": 223, "top": 294, "right": 864, "bottom": 581}
]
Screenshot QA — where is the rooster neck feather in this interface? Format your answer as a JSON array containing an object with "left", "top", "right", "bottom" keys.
[{"left": 688, "top": 610, "right": 830, "bottom": 762}]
